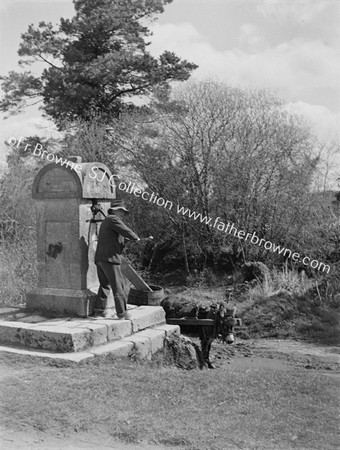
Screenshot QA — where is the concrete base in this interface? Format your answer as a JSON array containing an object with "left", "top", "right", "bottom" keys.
[
  {"left": 0, "top": 305, "right": 167, "bottom": 353},
  {"left": 0, "top": 324, "right": 180, "bottom": 362},
  {"left": 26, "top": 287, "right": 97, "bottom": 317}
]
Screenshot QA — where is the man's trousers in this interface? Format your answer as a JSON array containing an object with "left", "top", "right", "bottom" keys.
[{"left": 95, "top": 261, "right": 127, "bottom": 316}]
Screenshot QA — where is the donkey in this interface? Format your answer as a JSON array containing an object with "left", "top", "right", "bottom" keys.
[{"left": 161, "top": 296, "right": 237, "bottom": 369}]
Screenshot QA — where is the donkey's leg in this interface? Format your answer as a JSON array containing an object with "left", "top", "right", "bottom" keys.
[{"left": 199, "top": 327, "right": 215, "bottom": 369}]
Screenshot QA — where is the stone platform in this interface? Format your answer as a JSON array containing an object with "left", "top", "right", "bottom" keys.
[{"left": 0, "top": 305, "right": 179, "bottom": 362}]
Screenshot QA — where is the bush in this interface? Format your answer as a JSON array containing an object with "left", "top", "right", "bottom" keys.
[
  {"left": 0, "top": 237, "right": 37, "bottom": 305},
  {"left": 247, "top": 264, "right": 312, "bottom": 300},
  {"left": 239, "top": 266, "right": 340, "bottom": 344}
]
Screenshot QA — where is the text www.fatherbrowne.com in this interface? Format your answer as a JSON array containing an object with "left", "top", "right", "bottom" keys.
[
  {"left": 118, "top": 180, "right": 330, "bottom": 274},
  {"left": 8, "top": 136, "right": 331, "bottom": 274},
  {"left": 177, "top": 207, "right": 330, "bottom": 273}
]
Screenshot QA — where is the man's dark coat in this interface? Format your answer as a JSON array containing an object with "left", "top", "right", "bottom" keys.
[{"left": 95, "top": 214, "right": 139, "bottom": 264}]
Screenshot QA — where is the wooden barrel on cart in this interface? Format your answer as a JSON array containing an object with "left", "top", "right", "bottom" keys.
[{"left": 128, "top": 285, "right": 164, "bottom": 306}]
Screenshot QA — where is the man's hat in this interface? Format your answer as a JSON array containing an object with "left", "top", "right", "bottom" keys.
[{"left": 109, "top": 200, "right": 129, "bottom": 213}]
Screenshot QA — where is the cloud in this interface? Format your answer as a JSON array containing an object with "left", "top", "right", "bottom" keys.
[
  {"left": 0, "top": 111, "right": 60, "bottom": 165},
  {"left": 239, "top": 24, "right": 265, "bottom": 52},
  {"left": 0, "top": 114, "right": 57, "bottom": 139},
  {"left": 257, "top": 0, "right": 332, "bottom": 23},
  {"left": 149, "top": 21, "right": 340, "bottom": 189},
  {"left": 285, "top": 102, "right": 340, "bottom": 141},
  {"left": 149, "top": 23, "right": 340, "bottom": 111},
  {"left": 279, "top": 102, "right": 340, "bottom": 188},
  {"left": 285, "top": 103, "right": 340, "bottom": 190},
  {"left": 0, "top": 0, "right": 13, "bottom": 11},
  {"left": 0, "top": 0, "right": 70, "bottom": 10}
]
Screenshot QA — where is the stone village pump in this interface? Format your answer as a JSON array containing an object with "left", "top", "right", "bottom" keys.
[
  {"left": 26, "top": 158, "right": 116, "bottom": 317},
  {"left": 0, "top": 155, "right": 174, "bottom": 358}
]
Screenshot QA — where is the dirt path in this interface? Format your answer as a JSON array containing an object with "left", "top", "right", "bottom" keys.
[
  {"left": 209, "top": 337, "right": 340, "bottom": 370},
  {"left": 251, "top": 338, "right": 339, "bottom": 362},
  {"left": 0, "top": 428, "right": 182, "bottom": 450}
]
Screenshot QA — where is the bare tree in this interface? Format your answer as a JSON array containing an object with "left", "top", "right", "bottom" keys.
[{"left": 61, "top": 80, "right": 336, "bottom": 272}]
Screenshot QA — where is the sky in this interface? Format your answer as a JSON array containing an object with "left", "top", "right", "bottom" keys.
[{"left": 0, "top": 0, "right": 339, "bottom": 185}]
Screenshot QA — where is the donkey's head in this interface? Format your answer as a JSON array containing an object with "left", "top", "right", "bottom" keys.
[{"left": 216, "top": 303, "right": 236, "bottom": 344}]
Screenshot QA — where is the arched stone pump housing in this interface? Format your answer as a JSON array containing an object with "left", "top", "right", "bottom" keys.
[{"left": 26, "top": 157, "right": 116, "bottom": 317}]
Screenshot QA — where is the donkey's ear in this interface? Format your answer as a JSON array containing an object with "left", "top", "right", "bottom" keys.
[{"left": 218, "top": 303, "right": 226, "bottom": 317}]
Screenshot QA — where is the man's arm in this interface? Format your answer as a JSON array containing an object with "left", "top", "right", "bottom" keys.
[{"left": 108, "top": 216, "right": 140, "bottom": 241}]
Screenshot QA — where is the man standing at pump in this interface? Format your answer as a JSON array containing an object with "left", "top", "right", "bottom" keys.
[{"left": 94, "top": 200, "right": 140, "bottom": 319}]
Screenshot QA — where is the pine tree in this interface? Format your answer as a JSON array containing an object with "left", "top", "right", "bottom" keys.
[{"left": 0, "top": 0, "right": 197, "bottom": 127}]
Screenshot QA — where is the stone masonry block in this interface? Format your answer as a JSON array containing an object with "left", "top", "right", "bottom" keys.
[
  {"left": 75, "top": 323, "right": 108, "bottom": 346},
  {"left": 26, "top": 288, "right": 96, "bottom": 317},
  {"left": 0, "top": 345, "right": 95, "bottom": 363},
  {"left": 90, "top": 340, "right": 134, "bottom": 357},
  {"left": 38, "top": 326, "right": 93, "bottom": 352},
  {"left": 137, "top": 329, "right": 165, "bottom": 354},
  {"left": 130, "top": 306, "right": 165, "bottom": 333},
  {"left": 123, "top": 335, "right": 152, "bottom": 359},
  {"left": 0, "top": 322, "right": 24, "bottom": 346},
  {"left": 154, "top": 324, "right": 180, "bottom": 337},
  {"left": 0, "top": 321, "right": 92, "bottom": 352},
  {"left": 105, "top": 320, "right": 132, "bottom": 342}
]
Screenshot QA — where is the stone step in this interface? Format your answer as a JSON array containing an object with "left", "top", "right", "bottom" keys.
[
  {"left": 91, "top": 324, "right": 180, "bottom": 359},
  {"left": 0, "top": 306, "right": 166, "bottom": 353},
  {"left": 0, "top": 324, "right": 180, "bottom": 363}
]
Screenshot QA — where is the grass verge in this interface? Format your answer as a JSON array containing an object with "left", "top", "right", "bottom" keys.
[
  {"left": 0, "top": 351, "right": 339, "bottom": 450},
  {"left": 0, "top": 238, "right": 37, "bottom": 305}
]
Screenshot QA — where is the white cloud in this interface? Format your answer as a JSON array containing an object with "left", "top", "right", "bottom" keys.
[
  {"left": 149, "top": 23, "right": 340, "bottom": 110},
  {"left": 239, "top": 24, "right": 265, "bottom": 52},
  {"left": 257, "top": 0, "right": 332, "bottom": 23},
  {"left": 149, "top": 22, "right": 340, "bottom": 188},
  {"left": 0, "top": 112, "right": 61, "bottom": 167},
  {"left": 0, "top": 0, "right": 70, "bottom": 10},
  {"left": 285, "top": 102, "right": 340, "bottom": 141},
  {"left": 280, "top": 102, "right": 340, "bottom": 189},
  {"left": 0, "top": 114, "right": 58, "bottom": 140}
]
